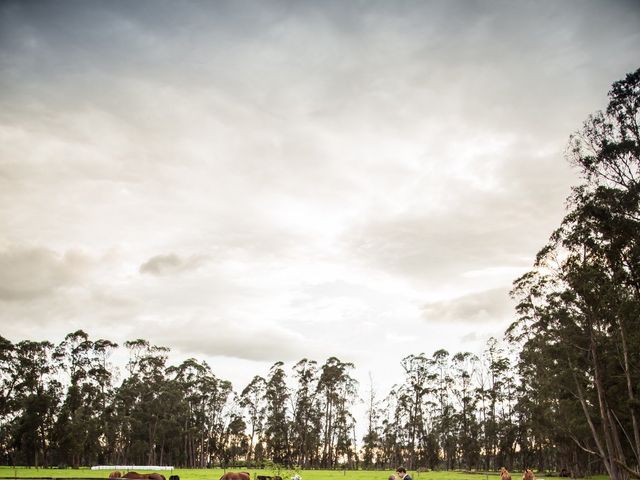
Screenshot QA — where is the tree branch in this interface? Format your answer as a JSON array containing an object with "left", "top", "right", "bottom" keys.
[{"left": 614, "top": 459, "right": 640, "bottom": 480}]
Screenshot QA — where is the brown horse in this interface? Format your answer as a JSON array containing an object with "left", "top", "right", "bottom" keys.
[
  {"left": 219, "top": 472, "right": 250, "bottom": 480},
  {"left": 500, "top": 468, "right": 512, "bottom": 480},
  {"left": 122, "top": 472, "right": 166, "bottom": 480},
  {"left": 109, "top": 473, "right": 122, "bottom": 479},
  {"left": 522, "top": 470, "right": 534, "bottom": 480}
]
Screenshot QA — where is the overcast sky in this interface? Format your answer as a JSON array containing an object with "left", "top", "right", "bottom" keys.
[{"left": 1, "top": 0, "right": 639, "bottom": 413}]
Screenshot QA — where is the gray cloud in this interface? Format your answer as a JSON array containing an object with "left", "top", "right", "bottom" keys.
[
  {"left": 461, "top": 332, "right": 480, "bottom": 343},
  {"left": 342, "top": 140, "right": 576, "bottom": 287},
  {"left": 344, "top": 206, "right": 529, "bottom": 287},
  {"left": 0, "top": 0, "right": 639, "bottom": 400},
  {"left": 152, "top": 316, "right": 309, "bottom": 363},
  {"left": 0, "top": 246, "right": 90, "bottom": 301},
  {"left": 140, "top": 253, "right": 207, "bottom": 276},
  {"left": 422, "top": 288, "right": 515, "bottom": 324}
]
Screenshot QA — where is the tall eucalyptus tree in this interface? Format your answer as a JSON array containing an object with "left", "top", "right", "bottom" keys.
[
  {"left": 510, "top": 68, "right": 640, "bottom": 480},
  {"left": 451, "top": 352, "right": 481, "bottom": 469},
  {"left": 397, "top": 353, "right": 433, "bottom": 469},
  {"left": 361, "top": 373, "right": 382, "bottom": 469},
  {"left": 11, "top": 340, "right": 59, "bottom": 467},
  {"left": 317, "top": 357, "right": 357, "bottom": 468},
  {"left": 290, "top": 359, "right": 321, "bottom": 468},
  {"left": 264, "top": 362, "right": 290, "bottom": 465},
  {"left": 240, "top": 375, "right": 267, "bottom": 465}
]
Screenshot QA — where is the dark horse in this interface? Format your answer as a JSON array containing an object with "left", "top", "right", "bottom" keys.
[
  {"left": 220, "top": 473, "right": 251, "bottom": 480},
  {"left": 121, "top": 472, "right": 166, "bottom": 480}
]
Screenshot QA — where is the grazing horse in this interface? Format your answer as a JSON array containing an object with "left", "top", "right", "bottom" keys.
[
  {"left": 109, "top": 473, "right": 122, "bottom": 479},
  {"left": 220, "top": 473, "right": 250, "bottom": 480},
  {"left": 500, "top": 468, "right": 512, "bottom": 480},
  {"left": 522, "top": 469, "right": 534, "bottom": 480},
  {"left": 147, "top": 474, "right": 166, "bottom": 480},
  {"left": 122, "top": 472, "right": 166, "bottom": 480},
  {"left": 123, "top": 473, "right": 143, "bottom": 479}
]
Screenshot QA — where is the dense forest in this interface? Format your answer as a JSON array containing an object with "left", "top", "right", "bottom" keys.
[{"left": 1, "top": 70, "right": 638, "bottom": 478}]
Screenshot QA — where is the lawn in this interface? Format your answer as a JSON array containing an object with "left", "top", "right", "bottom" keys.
[{"left": 0, "top": 468, "right": 609, "bottom": 480}]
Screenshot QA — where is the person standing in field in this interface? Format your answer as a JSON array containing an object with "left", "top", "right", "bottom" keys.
[{"left": 396, "top": 467, "right": 412, "bottom": 480}]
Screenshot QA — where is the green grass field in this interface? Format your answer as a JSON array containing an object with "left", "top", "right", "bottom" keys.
[{"left": 0, "top": 467, "right": 609, "bottom": 480}]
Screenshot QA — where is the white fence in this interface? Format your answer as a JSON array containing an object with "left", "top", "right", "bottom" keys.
[{"left": 91, "top": 467, "right": 174, "bottom": 471}]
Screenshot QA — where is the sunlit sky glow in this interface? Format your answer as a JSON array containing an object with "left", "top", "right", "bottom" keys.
[{"left": 1, "top": 0, "right": 639, "bottom": 412}]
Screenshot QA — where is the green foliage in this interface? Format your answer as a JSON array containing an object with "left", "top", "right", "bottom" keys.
[{"left": 510, "top": 67, "right": 640, "bottom": 480}]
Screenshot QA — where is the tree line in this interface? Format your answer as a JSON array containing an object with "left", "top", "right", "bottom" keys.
[
  {"left": 0, "top": 331, "right": 540, "bottom": 472},
  {"left": 0, "top": 69, "right": 638, "bottom": 478}
]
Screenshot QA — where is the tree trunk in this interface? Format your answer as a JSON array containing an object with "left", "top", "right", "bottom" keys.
[
  {"left": 571, "top": 359, "right": 611, "bottom": 476},
  {"left": 591, "top": 334, "right": 624, "bottom": 480},
  {"left": 619, "top": 316, "right": 640, "bottom": 463}
]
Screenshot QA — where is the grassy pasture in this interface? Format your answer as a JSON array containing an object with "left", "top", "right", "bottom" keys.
[{"left": 0, "top": 468, "right": 609, "bottom": 480}]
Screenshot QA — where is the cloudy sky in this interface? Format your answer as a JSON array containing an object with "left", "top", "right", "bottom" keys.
[{"left": 1, "top": 0, "right": 639, "bottom": 405}]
